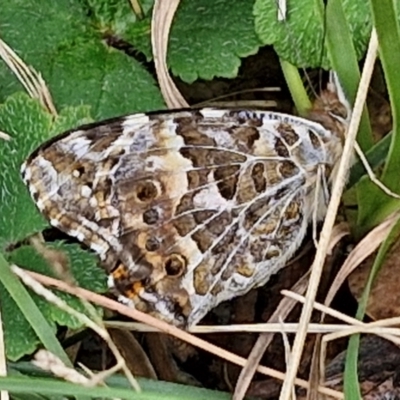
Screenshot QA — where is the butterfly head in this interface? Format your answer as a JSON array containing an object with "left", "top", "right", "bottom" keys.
[{"left": 307, "top": 73, "right": 352, "bottom": 141}]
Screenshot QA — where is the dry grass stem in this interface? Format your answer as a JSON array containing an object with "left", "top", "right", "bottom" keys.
[
  {"left": 202, "top": 100, "right": 278, "bottom": 109},
  {"left": 33, "top": 350, "right": 89, "bottom": 385},
  {"left": 284, "top": 288, "right": 400, "bottom": 394},
  {"left": 79, "top": 359, "right": 126, "bottom": 387},
  {"left": 283, "top": 290, "right": 400, "bottom": 342},
  {"left": 0, "top": 38, "right": 56, "bottom": 115},
  {"left": 0, "top": 131, "right": 11, "bottom": 141},
  {"left": 280, "top": 317, "right": 296, "bottom": 400},
  {"left": 354, "top": 140, "right": 400, "bottom": 198},
  {"left": 104, "top": 321, "right": 393, "bottom": 334},
  {"left": 278, "top": 28, "right": 378, "bottom": 400},
  {"left": 151, "top": 0, "right": 188, "bottom": 108},
  {"left": 193, "top": 87, "right": 281, "bottom": 108}
]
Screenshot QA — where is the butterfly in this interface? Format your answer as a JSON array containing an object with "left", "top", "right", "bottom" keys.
[{"left": 21, "top": 81, "right": 350, "bottom": 327}]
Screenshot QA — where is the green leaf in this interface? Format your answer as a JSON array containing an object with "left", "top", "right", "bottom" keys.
[
  {"left": 254, "top": 0, "right": 372, "bottom": 69},
  {"left": 85, "top": 0, "right": 143, "bottom": 27},
  {"left": 0, "top": 0, "right": 165, "bottom": 119},
  {"left": 168, "top": 0, "right": 261, "bottom": 83},
  {"left": 48, "top": 106, "right": 93, "bottom": 137},
  {"left": 46, "top": 40, "right": 164, "bottom": 118},
  {"left": 1, "top": 0, "right": 263, "bottom": 102},
  {"left": 85, "top": 0, "right": 154, "bottom": 60},
  {"left": 0, "top": 93, "right": 92, "bottom": 245},
  {"left": 2, "top": 243, "right": 106, "bottom": 360},
  {"left": 86, "top": 0, "right": 263, "bottom": 83},
  {"left": 0, "top": 0, "right": 89, "bottom": 100}
]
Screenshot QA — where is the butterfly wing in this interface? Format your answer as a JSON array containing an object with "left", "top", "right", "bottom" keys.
[{"left": 22, "top": 108, "right": 341, "bottom": 326}]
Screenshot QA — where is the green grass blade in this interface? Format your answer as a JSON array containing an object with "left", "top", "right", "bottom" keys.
[
  {"left": 0, "top": 375, "right": 231, "bottom": 400},
  {"left": 280, "top": 60, "right": 311, "bottom": 116},
  {"left": 343, "top": 334, "right": 362, "bottom": 400},
  {"left": 324, "top": 0, "right": 373, "bottom": 151},
  {"left": 10, "top": 362, "right": 232, "bottom": 400},
  {"left": 0, "top": 253, "right": 70, "bottom": 366},
  {"left": 356, "top": 0, "right": 400, "bottom": 234},
  {"left": 348, "top": 132, "right": 391, "bottom": 188}
]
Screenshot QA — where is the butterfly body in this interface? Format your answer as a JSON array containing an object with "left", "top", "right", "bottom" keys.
[{"left": 21, "top": 88, "right": 349, "bottom": 326}]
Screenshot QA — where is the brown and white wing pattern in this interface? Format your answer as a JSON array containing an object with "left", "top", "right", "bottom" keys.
[{"left": 21, "top": 100, "right": 346, "bottom": 326}]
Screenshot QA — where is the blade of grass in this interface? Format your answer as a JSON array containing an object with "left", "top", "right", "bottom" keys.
[
  {"left": 356, "top": 0, "right": 400, "bottom": 234},
  {"left": 0, "top": 375, "right": 231, "bottom": 400},
  {"left": 0, "top": 253, "right": 70, "bottom": 366},
  {"left": 347, "top": 131, "right": 391, "bottom": 188},
  {"left": 280, "top": 60, "right": 311, "bottom": 116},
  {"left": 9, "top": 361, "right": 232, "bottom": 399},
  {"left": 324, "top": 0, "right": 373, "bottom": 151},
  {"left": 344, "top": 215, "right": 400, "bottom": 399}
]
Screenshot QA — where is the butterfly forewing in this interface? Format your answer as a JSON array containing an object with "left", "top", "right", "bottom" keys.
[{"left": 21, "top": 104, "right": 344, "bottom": 326}]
